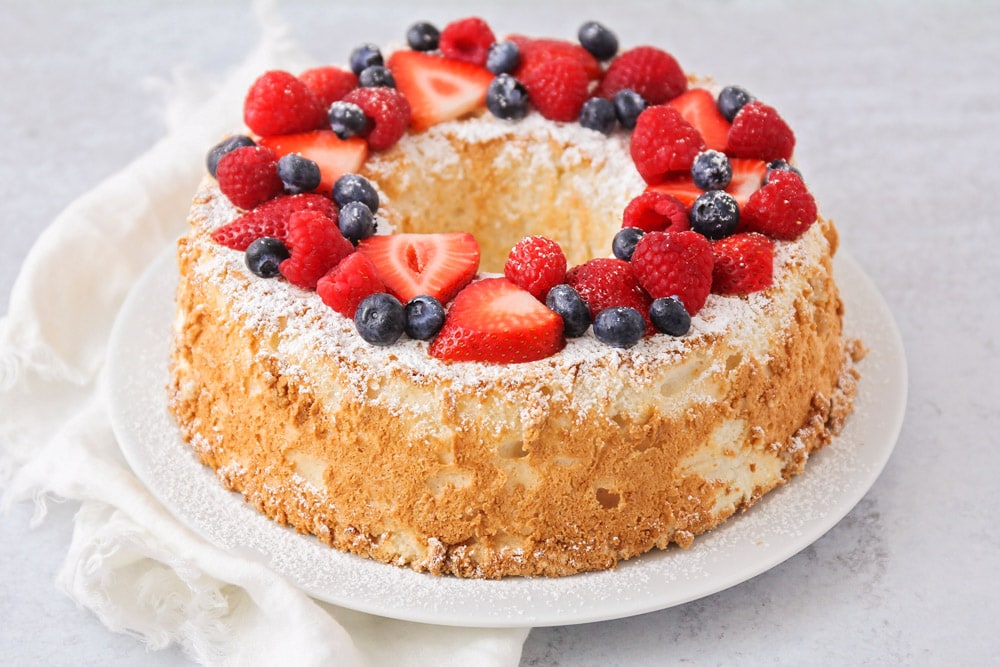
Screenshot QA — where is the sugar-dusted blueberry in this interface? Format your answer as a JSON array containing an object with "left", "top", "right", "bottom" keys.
[
  {"left": 404, "top": 295, "right": 446, "bottom": 340},
  {"left": 579, "top": 97, "right": 617, "bottom": 135},
  {"left": 649, "top": 296, "right": 691, "bottom": 336},
  {"left": 691, "top": 149, "right": 733, "bottom": 191},
  {"left": 690, "top": 190, "right": 740, "bottom": 240},
  {"left": 332, "top": 173, "right": 380, "bottom": 213},
  {"left": 245, "top": 237, "right": 290, "bottom": 279},
  {"left": 328, "top": 101, "right": 370, "bottom": 139},
  {"left": 717, "top": 85, "right": 753, "bottom": 122},
  {"left": 276, "top": 153, "right": 321, "bottom": 194},
  {"left": 545, "top": 284, "right": 591, "bottom": 338},
  {"left": 338, "top": 201, "right": 377, "bottom": 245},
  {"left": 613, "top": 89, "right": 646, "bottom": 130},
  {"left": 764, "top": 158, "right": 803, "bottom": 184},
  {"left": 593, "top": 306, "right": 645, "bottom": 348},
  {"left": 358, "top": 65, "right": 396, "bottom": 88},
  {"left": 406, "top": 21, "right": 440, "bottom": 51},
  {"left": 578, "top": 21, "right": 618, "bottom": 60},
  {"left": 486, "top": 40, "right": 521, "bottom": 75},
  {"left": 349, "top": 43, "right": 383, "bottom": 75},
  {"left": 354, "top": 292, "right": 406, "bottom": 345},
  {"left": 612, "top": 226, "right": 645, "bottom": 261},
  {"left": 486, "top": 73, "right": 529, "bottom": 120},
  {"left": 206, "top": 134, "right": 254, "bottom": 178}
]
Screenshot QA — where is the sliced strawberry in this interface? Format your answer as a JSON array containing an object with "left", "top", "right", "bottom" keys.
[
  {"left": 668, "top": 88, "right": 731, "bottom": 152},
  {"left": 211, "top": 193, "right": 336, "bottom": 251},
  {"left": 429, "top": 277, "right": 565, "bottom": 364},
  {"left": 387, "top": 50, "right": 493, "bottom": 132},
  {"left": 644, "top": 177, "right": 703, "bottom": 208},
  {"left": 356, "top": 232, "right": 480, "bottom": 304},
  {"left": 507, "top": 35, "right": 603, "bottom": 81},
  {"left": 725, "top": 158, "right": 768, "bottom": 208},
  {"left": 259, "top": 131, "right": 368, "bottom": 194}
]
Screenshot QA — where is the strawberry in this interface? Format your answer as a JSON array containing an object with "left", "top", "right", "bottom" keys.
[
  {"left": 316, "top": 251, "right": 385, "bottom": 317},
  {"left": 279, "top": 210, "right": 355, "bottom": 289},
  {"left": 726, "top": 101, "right": 795, "bottom": 162},
  {"left": 298, "top": 66, "right": 358, "bottom": 107},
  {"left": 342, "top": 87, "right": 412, "bottom": 151},
  {"left": 356, "top": 232, "right": 480, "bottom": 304},
  {"left": 211, "top": 193, "right": 337, "bottom": 251},
  {"left": 622, "top": 191, "right": 690, "bottom": 233},
  {"left": 740, "top": 170, "right": 817, "bottom": 240},
  {"left": 508, "top": 35, "right": 603, "bottom": 81},
  {"left": 259, "top": 131, "right": 368, "bottom": 194},
  {"left": 503, "top": 236, "right": 567, "bottom": 300},
  {"left": 520, "top": 56, "right": 591, "bottom": 122},
  {"left": 630, "top": 230, "right": 714, "bottom": 315},
  {"left": 387, "top": 50, "right": 493, "bottom": 131},
  {"left": 243, "top": 70, "right": 327, "bottom": 137},
  {"left": 565, "top": 257, "right": 652, "bottom": 330},
  {"left": 215, "top": 145, "right": 284, "bottom": 210},
  {"left": 644, "top": 177, "right": 704, "bottom": 208},
  {"left": 643, "top": 157, "right": 767, "bottom": 210},
  {"left": 429, "top": 277, "right": 565, "bottom": 364},
  {"left": 668, "top": 88, "right": 731, "bottom": 152},
  {"left": 630, "top": 105, "right": 706, "bottom": 183},
  {"left": 439, "top": 17, "right": 496, "bottom": 67},
  {"left": 711, "top": 232, "right": 774, "bottom": 295},
  {"left": 595, "top": 46, "right": 687, "bottom": 105}
]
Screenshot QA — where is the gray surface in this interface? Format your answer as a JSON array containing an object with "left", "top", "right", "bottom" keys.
[{"left": 2, "top": 1, "right": 998, "bottom": 665}]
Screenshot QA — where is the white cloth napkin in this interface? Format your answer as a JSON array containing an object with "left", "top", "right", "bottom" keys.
[{"left": 0, "top": 7, "right": 528, "bottom": 666}]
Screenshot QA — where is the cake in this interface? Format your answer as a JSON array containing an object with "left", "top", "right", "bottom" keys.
[{"left": 168, "top": 17, "right": 862, "bottom": 578}]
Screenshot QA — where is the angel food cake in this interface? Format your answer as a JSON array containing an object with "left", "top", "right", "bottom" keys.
[{"left": 168, "top": 17, "right": 862, "bottom": 578}]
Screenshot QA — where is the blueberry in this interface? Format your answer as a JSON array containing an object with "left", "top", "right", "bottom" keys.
[
  {"left": 358, "top": 65, "right": 395, "bottom": 88},
  {"left": 486, "top": 40, "right": 521, "bottom": 75},
  {"left": 245, "top": 237, "right": 289, "bottom": 279},
  {"left": 354, "top": 293, "right": 405, "bottom": 345},
  {"left": 691, "top": 150, "right": 733, "bottom": 191},
  {"left": 349, "top": 43, "right": 383, "bottom": 75},
  {"left": 404, "top": 295, "right": 446, "bottom": 340},
  {"left": 579, "top": 97, "right": 617, "bottom": 135},
  {"left": 690, "top": 190, "right": 740, "bottom": 240},
  {"left": 717, "top": 85, "right": 753, "bottom": 122},
  {"left": 545, "top": 284, "right": 591, "bottom": 338},
  {"left": 406, "top": 21, "right": 440, "bottom": 51},
  {"left": 486, "top": 74, "right": 529, "bottom": 120},
  {"left": 612, "top": 226, "right": 645, "bottom": 261},
  {"left": 578, "top": 21, "right": 618, "bottom": 61},
  {"left": 764, "top": 159, "right": 803, "bottom": 184},
  {"left": 338, "top": 201, "right": 377, "bottom": 245},
  {"left": 593, "top": 306, "right": 645, "bottom": 348},
  {"left": 328, "top": 101, "right": 370, "bottom": 139},
  {"left": 649, "top": 296, "right": 691, "bottom": 336},
  {"left": 613, "top": 89, "right": 646, "bottom": 130},
  {"left": 206, "top": 134, "right": 254, "bottom": 178},
  {"left": 332, "top": 173, "right": 380, "bottom": 213},
  {"left": 277, "top": 153, "right": 321, "bottom": 194}
]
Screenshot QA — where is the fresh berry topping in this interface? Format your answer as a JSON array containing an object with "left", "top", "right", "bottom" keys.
[
  {"left": 206, "top": 134, "right": 254, "bottom": 178},
  {"left": 243, "top": 70, "right": 327, "bottom": 137},
  {"left": 649, "top": 296, "right": 691, "bottom": 336},
  {"left": 726, "top": 157, "right": 769, "bottom": 207},
  {"left": 438, "top": 17, "right": 495, "bottom": 67},
  {"left": 764, "top": 158, "right": 803, "bottom": 183},
  {"left": 327, "top": 101, "right": 371, "bottom": 140},
  {"left": 668, "top": 88, "right": 732, "bottom": 152},
  {"left": 630, "top": 230, "right": 714, "bottom": 315},
  {"left": 520, "top": 57, "right": 590, "bottom": 122},
  {"left": 356, "top": 232, "right": 480, "bottom": 304},
  {"left": 711, "top": 232, "right": 774, "bottom": 294},
  {"left": 277, "top": 153, "right": 322, "bottom": 194},
  {"left": 486, "top": 74, "right": 529, "bottom": 120},
  {"left": 630, "top": 105, "right": 706, "bottom": 183},
  {"left": 337, "top": 201, "right": 377, "bottom": 245},
  {"left": 245, "top": 237, "right": 290, "bottom": 279},
  {"left": 342, "top": 87, "right": 412, "bottom": 151},
  {"left": 259, "top": 131, "right": 368, "bottom": 194},
  {"left": 612, "top": 89, "right": 646, "bottom": 130},
  {"left": 691, "top": 149, "right": 732, "bottom": 190},
  {"left": 211, "top": 193, "right": 337, "bottom": 251},
  {"left": 279, "top": 210, "right": 355, "bottom": 289},
  {"left": 316, "top": 251, "right": 385, "bottom": 318},
  {"left": 622, "top": 190, "right": 690, "bottom": 233},
  {"left": 216, "top": 145, "right": 284, "bottom": 210},
  {"left": 349, "top": 44, "right": 384, "bottom": 75},
  {"left": 358, "top": 65, "right": 396, "bottom": 88},
  {"left": 429, "top": 277, "right": 565, "bottom": 364},
  {"left": 354, "top": 292, "right": 406, "bottom": 345},
  {"left": 508, "top": 36, "right": 603, "bottom": 81},
  {"left": 717, "top": 85, "right": 753, "bottom": 123},
  {"left": 406, "top": 21, "right": 441, "bottom": 52},
  {"left": 596, "top": 46, "right": 687, "bottom": 105},
  {"left": 486, "top": 41, "right": 521, "bottom": 75},
  {"left": 579, "top": 97, "right": 617, "bottom": 135},
  {"left": 387, "top": 50, "right": 493, "bottom": 131},
  {"left": 726, "top": 100, "right": 795, "bottom": 162},
  {"left": 612, "top": 226, "right": 645, "bottom": 261},
  {"left": 577, "top": 21, "right": 619, "bottom": 61},
  {"left": 593, "top": 306, "right": 645, "bottom": 348},
  {"left": 565, "top": 258, "right": 652, "bottom": 328},
  {"left": 689, "top": 190, "right": 740, "bottom": 240},
  {"left": 332, "top": 173, "right": 379, "bottom": 213},
  {"left": 504, "top": 236, "right": 567, "bottom": 300},
  {"left": 740, "top": 170, "right": 817, "bottom": 240},
  {"left": 404, "top": 295, "right": 446, "bottom": 340},
  {"left": 298, "top": 66, "right": 358, "bottom": 107},
  {"left": 541, "top": 283, "right": 589, "bottom": 338}
]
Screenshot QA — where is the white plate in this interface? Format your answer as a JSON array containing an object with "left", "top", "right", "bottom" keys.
[{"left": 107, "top": 246, "right": 906, "bottom": 628}]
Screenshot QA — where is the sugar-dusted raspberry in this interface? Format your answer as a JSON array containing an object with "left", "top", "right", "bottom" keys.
[
  {"left": 316, "top": 251, "right": 385, "bottom": 317},
  {"left": 215, "top": 145, "right": 284, "bottom": 210},
  {"left": 342, "top": 87, "right": 411, "bottom": 151},
  {"left": 243, "top": 70, "right": 327, "bottom": 137},
  {"left": 596, "top": 46, "right": 687, "bottom": 105},
  {"left": 725, "top": 100, "right": 796, "bottom": 162},
  {"left": 439, "top": 17, "right": 495, "bottom": 67},
  {"left": 622, "top": 191, "right": 690, "bottom": 233},
  {"left": 520, "top": 57, "right": 591, "bottom": 122},
  {"left": 298, "top": 66, "right": 359, "bottom": 108},
  {"left": 711, "top": 232, "right": 774, "bottom": 295},
  {"left": 630, "top": 105, "right": 706, "bottom": 183},
  {"left": 279, "top": 210, "right": 355, "bottom": 289},
  {"left": 504, "top": 236, "right": 568, "bottom": 300},
  {"left": 211, "top": 193, "right": 337, "bottom": 251},
  {"left": 740, "top": 170, "right": 817, "bottom": 240},
  {"left": 630, "top": 230, "right": 714, "bottom": 315},
  {"left": 565, "top": 257, "right": 652, "bottom": 330}
]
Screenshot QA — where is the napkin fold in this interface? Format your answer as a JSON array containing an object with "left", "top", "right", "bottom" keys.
[{"left": 0, "top": 5, "right": 528, "bottom": 665}]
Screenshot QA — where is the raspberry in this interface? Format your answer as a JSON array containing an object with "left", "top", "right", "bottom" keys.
[
  {"left": 342, "top": 87, "right": 411, "bottom": 151},
  {"left": 279, "top": 210, "right": 355, "bottom": 289},
  {"left": 622, "top": 191, "right": 690, "bottom": 233},
  {"left": 504, "top": 236, "right": 568, "bottom": 300},
  {"left": 725, "top": 101, "right": 796, "bottom": 162},
  {"left": 439, "top": 17, "right": 496, "bottom": 67},
  {"left": 521, "top": 57, "right": 591, "bottom": 122},
  {"left": 630, "top": 105, "right": 706, "bottom": 183},
  {"left": 243, "top": 70, "right": 327, "bottom": 137},
  {"left": 630, "top": 230, "right": 714, "bottom": 315},
  {"left": 211, "top": 193, "right": 337, "bottom": 251},
  {"left": 215, "top": 145, "right": 284, "bottom": 210},
  {"left": 316, "top": 251, "right": 385, "bottom": 317},
  {"left": 508, "top": 36, "right": 603, "bottom": 81},
  {"left": 298, "top": 66, "right": 359, "bottom": 107},
  {"left": 596, "top": 46, "right": 687, "bottom": 105},
  {"left": 740, "top": 170, "right": 817, "bottom": 240},
  {"left": 565, "top": 258, "right": 652, "bottom": 330},
  {"left": 711, "top": 233, "right": 774, "bottom": 295}
]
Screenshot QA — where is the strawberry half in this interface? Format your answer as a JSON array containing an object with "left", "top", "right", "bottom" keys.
[
  {"left": 644, "top": 157, "right": 767, "bottom": 209},
  {"left": 668, "top": 88, "right": 731, "bottom": 152},
  {"left": 507, "top": 35, "right": 603, "bottom": 81},
  {"left": 429, "top": 277, "right": 565, "bottom": 364},
  {"left": 259, "top": 131, "right": 368, "bottom": 194},
  {"left": 356, "top": 232, "right": 480, "bottom": 304},
  {"left": 388, "top": 50, "right": 493, "bottom": 132}
]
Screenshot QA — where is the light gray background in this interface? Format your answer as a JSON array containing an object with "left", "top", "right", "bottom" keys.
[{"left": 2, "top": 1, "right": 998, "bottom": 665}]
